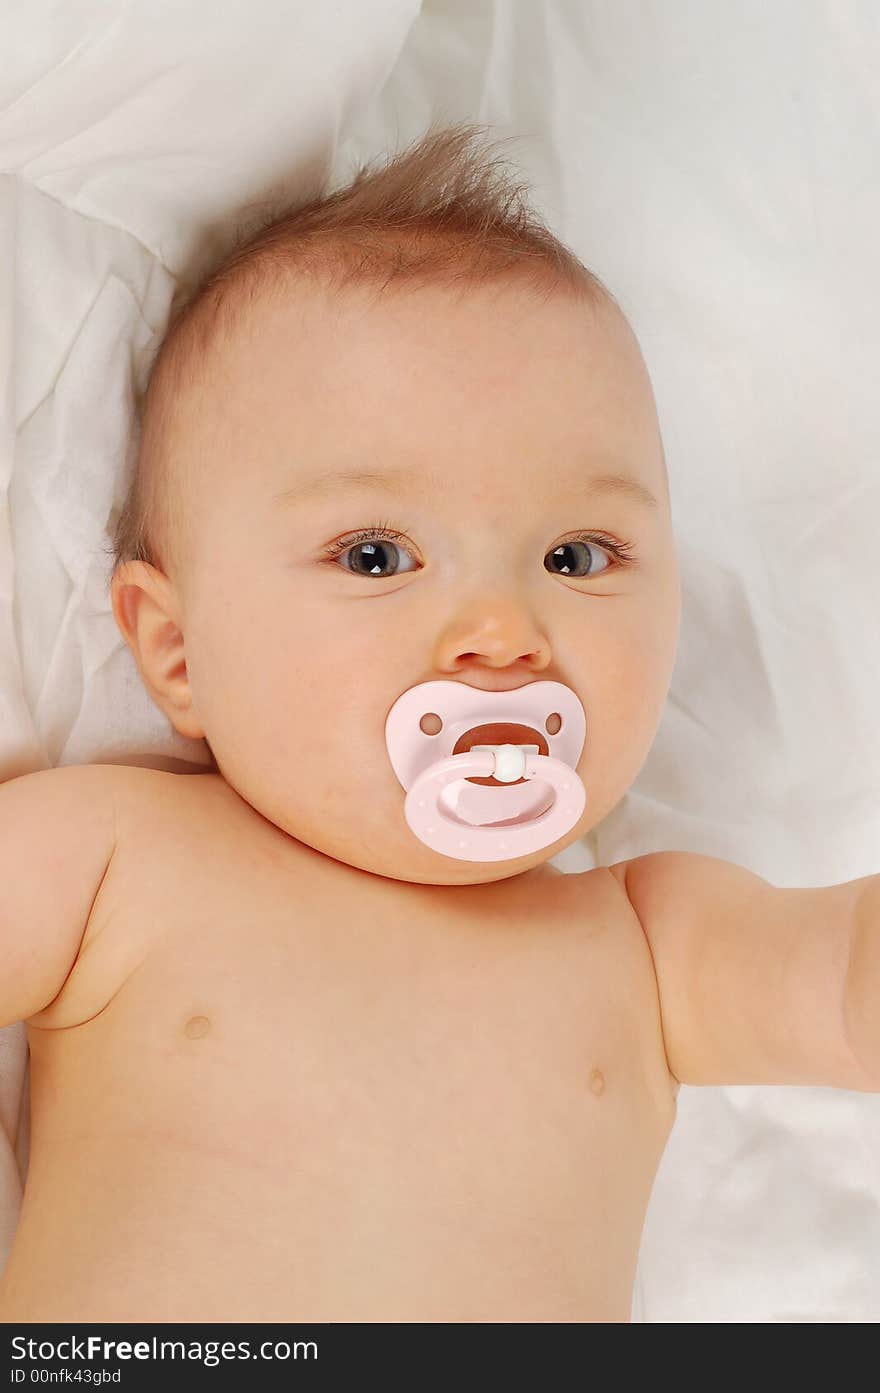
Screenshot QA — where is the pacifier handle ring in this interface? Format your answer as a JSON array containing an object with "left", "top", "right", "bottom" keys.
[{"left": 404, "top": 749, "right": 585, "bottom": 863}]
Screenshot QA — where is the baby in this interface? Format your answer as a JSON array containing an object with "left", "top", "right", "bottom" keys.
[{"left": 1, "top": 123, "right": 877, "bottom": 1323}]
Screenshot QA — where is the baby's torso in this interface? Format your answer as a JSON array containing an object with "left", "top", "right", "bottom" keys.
[{"left": 0, "top": 770, "right": 676, "bottom": 1323}]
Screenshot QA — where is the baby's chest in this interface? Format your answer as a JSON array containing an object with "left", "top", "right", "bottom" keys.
[{"left": 36, "top": 865, "right": 673, "bottom": 1165}]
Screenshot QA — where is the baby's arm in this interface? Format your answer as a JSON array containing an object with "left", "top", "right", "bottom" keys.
[
  {"left": 0, "top": 765, "right": 117, "bottom": 1028},
  {"left": 609, "top": 852, "right": 879, "bottom": 1091}
]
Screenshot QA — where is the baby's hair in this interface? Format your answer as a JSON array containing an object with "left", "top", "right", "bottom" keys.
[{"left": 109, "top": 121, "right": 615, "bottom": 579}]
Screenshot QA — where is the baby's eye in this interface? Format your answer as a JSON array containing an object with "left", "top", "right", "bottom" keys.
[
  {"left": 326, "top": 532, "right": 419, "bottom": 579},
  {"left": 544, "top": 537, "right": 620, "bottom": 578}
]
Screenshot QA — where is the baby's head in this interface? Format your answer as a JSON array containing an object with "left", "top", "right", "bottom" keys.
[{"left": 110, "top": 123, "right": 680, "bottom": 887}]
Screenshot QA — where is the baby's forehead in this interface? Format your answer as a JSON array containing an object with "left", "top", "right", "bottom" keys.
[
  {"left": 163, "top": 276, "right": 648, "bottom": 506},
  {"left": 196, "top": 276, "right": 632, "bottom": 413}
]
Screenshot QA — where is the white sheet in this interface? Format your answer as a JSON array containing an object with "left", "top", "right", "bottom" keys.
[{"left": 2, "top": 0, "right": 879, "bottom": 1320}]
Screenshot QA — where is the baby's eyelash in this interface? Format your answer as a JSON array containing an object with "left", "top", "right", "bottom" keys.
[
  {"left": 321, "top": 522, "right": 638, "bottom": 566},
  {"left": 322, "top": 520, "right": 408, "bottom": 560},
  {"left": 577, "top": 532, "right": 638, "bottom": 565}
]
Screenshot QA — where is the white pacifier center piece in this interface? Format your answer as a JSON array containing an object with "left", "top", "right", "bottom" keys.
[{"left": 384, "top": 680, "right": 587, "bottom": 863}]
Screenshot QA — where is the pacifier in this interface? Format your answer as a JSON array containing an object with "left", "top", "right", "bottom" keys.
[{"left": 384, "top": 680, "right": 587, "bottom": 862}]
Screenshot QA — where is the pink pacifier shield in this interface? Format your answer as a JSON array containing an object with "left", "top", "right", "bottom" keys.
[{"left": 384, "top": 681, "right": 587, "bottom": 862}]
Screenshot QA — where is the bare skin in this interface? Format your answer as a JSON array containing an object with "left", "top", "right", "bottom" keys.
[
  {"left": 0, "top": 766, "right": 676, "bottom": 1323},
  {"left": 2, "top": 279, "right": 686, "bottom": 1322},
  {"left": 0, "top": 274, "right": 871, "bottom": 1324}
]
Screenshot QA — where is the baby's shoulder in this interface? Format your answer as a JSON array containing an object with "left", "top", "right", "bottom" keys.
[
  {"left": 101, "top": 760, "right": 223, "bottom": 801},
  {"left": 101, "top": 763, "right": 252, "bottom": 907},
  {"left": 24, "top": 764, "right": 231, "bottom": 1032},
  {"left": 84, "top": 763, "right": 253, "bottom": 861}
]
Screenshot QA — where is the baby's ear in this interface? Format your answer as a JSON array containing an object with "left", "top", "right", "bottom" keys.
[{"left": 110, "top": 561, "right": 205, "bottom": 740}]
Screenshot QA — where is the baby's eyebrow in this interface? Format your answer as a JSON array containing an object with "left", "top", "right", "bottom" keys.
[
  {"left": 272, "top": 465, "right": 443, "bottom": 504},
  {"left": 272, "top": 465, "right": 659, "bottom": 510}
]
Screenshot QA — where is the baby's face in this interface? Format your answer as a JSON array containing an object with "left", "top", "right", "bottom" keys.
[{"left": 162, "top": 279, "right": 680, "bottom": 885}]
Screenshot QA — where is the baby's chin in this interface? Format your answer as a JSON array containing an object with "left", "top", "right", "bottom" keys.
[
  {"left": 286, "top": 816, "right": 583, "bottom": 887},
  {"left": 220, "top": 766, "right": 598, "bottom": 885}
]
